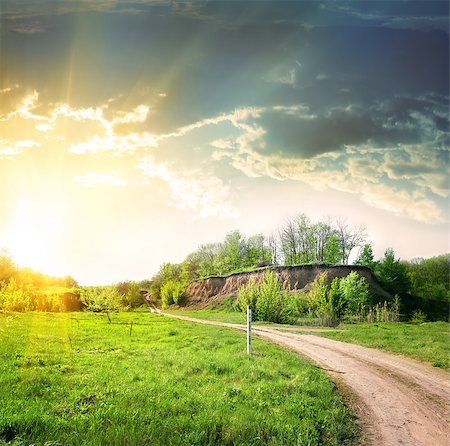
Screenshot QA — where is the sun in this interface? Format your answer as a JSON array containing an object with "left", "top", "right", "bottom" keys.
[{"left": 3, "top": 198, "right": 65, "bottom": 273}]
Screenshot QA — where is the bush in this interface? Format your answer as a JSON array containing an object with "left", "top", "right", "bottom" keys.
[
  {"left": 411, "top": 309, "right": 427, "bottom": 324},
  {"left": 306, "top": 274, "right": 342, "bottom": 326},
  {"left": 79, "top": 286, "right": 122, "bottom": 313},
  {"left": 160, "top": 280, "right": 185, "bottom": 308},
  {"left": 339, "top": 271, "right": 370, "bottom": 317},
  {"left": 365, "top": 296, "right": 400, "bottom": 323},
  {"left": 235, "top": 272, "right": 297, "bottom": 323}
]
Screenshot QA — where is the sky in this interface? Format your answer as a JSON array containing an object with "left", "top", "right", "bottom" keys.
[{"left": 0, "top": 0, "right": 448, "bottom": 285}]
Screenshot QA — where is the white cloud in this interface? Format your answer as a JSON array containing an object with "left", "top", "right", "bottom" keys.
[
  {"left": 138, "top": 156, "right": 238, "bottom": 220},
  {"left": 0, "top": 138, "right": 41, "bottom": 158}
]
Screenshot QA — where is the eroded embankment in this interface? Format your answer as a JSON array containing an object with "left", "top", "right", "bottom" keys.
[{"left": 184, "top": 265, "right": 390, "bottom": 308}]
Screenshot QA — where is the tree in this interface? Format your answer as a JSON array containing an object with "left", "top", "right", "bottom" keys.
[
  {"left": 355, "top": 243, "right": 376, "bottom": 269},
  {"left": 376, "top": 248, "right": 411, "bottom": 295},
  {"left": 0, "top": 251, "right": 17, "bottom": 284},
  {"left": 267, "top": 232, "right": 280, "bottom": 265},
  {"left": 406, "top": 254, "right": 450, "bottom": 300},
  {"left": 280, "top": 218, "right": 300, "bottom": 265},
  {"left": 339, "top": 271, "right": 370, "bottom": 315},
  {"left": 335, "top": 219, "right": 367, "bottom": 264},
  {"left": 243, "top": 234, "right": 271, "bottom": 268},
  {"left": 324, "top": 234, "right": 341, "bottom": 264}
]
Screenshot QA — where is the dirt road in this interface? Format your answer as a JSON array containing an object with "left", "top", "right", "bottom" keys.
[{"left": 156, "top": 310, "right": 449, "bottom": 446}]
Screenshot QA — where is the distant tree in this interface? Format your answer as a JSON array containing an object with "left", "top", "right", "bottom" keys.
[
  {"left": 280, "top": 217, "right": 300, "bottom": 265},
  {"left": 243, "top": 234, "right": 271, "bottom": 268},
  {"left": 335, "top": 219, "right": 367, "bottom": 264},
  {"left": 406, "top": 254, "right": 450, "bottom": 300},
  {"left": 267, "top": 232, "right": 280, "bottom": 265},
  {"left": 0, "top": 251, "right": 16, "bottom": 283},
  {"left": 376, "top": 248, "right": 411, "bottom": 295},
  {"left": 312, "top": 221, "right": 334, "bottom": 262},
  {"left": 355, "top": 243, "right": 376, "bottom": 269},
  {"left": 63, "top": 276, "right": 78, "bottom": 288},
  {"left": 324, "top": 235, "right": 341, "bottom": 264}
]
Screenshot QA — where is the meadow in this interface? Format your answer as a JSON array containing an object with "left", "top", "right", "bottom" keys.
[
  {"left": 0, "top": 311, "right": 359, "bottom": 446},
  {"left": 319, "top": 322, "right": 450, "bottom": 369},
  {"left": 164, "top": 309, "right": 449, "bottom": 369}
]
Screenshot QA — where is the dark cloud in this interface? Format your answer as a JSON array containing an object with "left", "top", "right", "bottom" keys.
[
  {"left": 1, "top": 0, "right": 448, "bottom": 139},
  {"left": 253, "top": 95, "right": 448, "bottom": 159}
]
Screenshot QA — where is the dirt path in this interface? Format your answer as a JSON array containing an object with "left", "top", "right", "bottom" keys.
[{"left": 155, "top": 310, "right": 449, "bottom": 446}]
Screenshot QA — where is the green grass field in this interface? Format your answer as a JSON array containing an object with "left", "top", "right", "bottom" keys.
[
  {"left": 319, "top": 322, "right": 450, "bottom": 369},
  {"left": 165, "top": 309, "right": 246, "bottom": 324},
  {"left": 0, "top": 311, "right": 359, "bottom": 446},
  {"left": 164, "top": 309, "right": 450, "bottom": 369}
]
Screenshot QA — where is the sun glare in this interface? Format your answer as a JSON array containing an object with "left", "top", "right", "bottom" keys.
[{"left": 4, "top": 199, "right": 65, "bottom": 273}]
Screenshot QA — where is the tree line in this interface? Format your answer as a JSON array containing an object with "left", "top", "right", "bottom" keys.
[
  {"left": 0, "top": 211, "right": 448, "bottom": 313},
  {"left": 150, "top": 213, "right": 449, "bottom": 309},
  {"left": 0, "top": 251, "right": 149, "bottom": 312}
]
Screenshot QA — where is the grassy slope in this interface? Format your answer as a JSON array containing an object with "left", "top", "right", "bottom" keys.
[
  {"left": 0, "top": 311, "right": 359, "bottom": 446},
  {"left": 164, "top": 310, "right": 450, "bottom": 369}
]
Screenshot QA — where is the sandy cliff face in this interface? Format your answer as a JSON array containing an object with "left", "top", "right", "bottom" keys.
[{"left": 185, "top": 265, "right": 390, "bottom": 309}]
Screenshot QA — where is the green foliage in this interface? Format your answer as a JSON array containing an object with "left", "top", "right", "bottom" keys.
[
  {"left": 236, "top": 272, "right": 297, "bottom": 323},
  {"left": 79, "top": 286, "right": 122, "bottom": 313},
  {"left": 406, "top": 254, "right": 450, "bottom": 300},
  {"left": 339, "top": 271, "right": 370, "bottom": 316},
  {"left": 411, "top": 309, "right": 427, "bottom": 324},
  {"left": 160, "top": 280, "right": 185, "bottom": 308},
  {"left": 150, "top": 262, "right": 183, "bottom": 302},
  {"left": 0, "top": 252, "right": 80, "bottom": 312},
  {"left": 375, "top": 248, "right": 411, "bottom": 295},
  {"left": 235, "top": 281, "right": 259, "bottom": 314},
  {"left": 324, "top": 235, "right": 341, "bottom": 264},
  {"left": 355, "top": 243, "right": 376, "bottom": 269},
  {"left": 306, "top": 275, "right": 344, "bottom": 325},
  {"left": 115, "top": 281, "right": 143, "bottom": 309},
  {"left": 365, "top": 296, "right": 400, "bottom": 323}
]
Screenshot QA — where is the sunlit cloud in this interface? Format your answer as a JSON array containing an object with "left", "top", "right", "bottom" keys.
[
  {"left": 1, "top": 88, "right": 448, "bottom": 225},
  {"left": 0, "top": 85, "right": 20, "bottom": 94},
  {"left": 0, "top": 91, "right": 46, "bottom": 122},
  {"left": 138, "top": 156, "right": 238, "bottom": 220},
  {"left": 35, "top": 123, "right": 53, "bottom": 133},
  {"left": 0, "top": 139, "right": 41, "bottom": 158}
]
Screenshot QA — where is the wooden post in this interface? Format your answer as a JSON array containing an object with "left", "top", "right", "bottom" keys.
[{"left": 247, "top": 305, "right": 252, "bottom": 356}]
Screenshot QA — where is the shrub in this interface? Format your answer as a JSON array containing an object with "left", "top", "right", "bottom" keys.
[
  {"left": 339, "top": 271, "right": 370, "bottom": 317},
  {"left": 160, "top": 280, "right": 185, "bottom": 308},
  {"left": 306, "top": 274, "right": 342, "bottom": 326},
  {"left": 365, "top": 295, "right": 400, "bottom": 323},
  {"left": 236, "top": 272, "right": 297, "bottom": 323},
  {"left": 79, "top": 286, "right": 122, "bottom": 313},
  {"left": 411, "top": 309, "right": 427, "bottom": 324},
  {"left": 235, "top": 281, "right": 259, "bottom": 314}
]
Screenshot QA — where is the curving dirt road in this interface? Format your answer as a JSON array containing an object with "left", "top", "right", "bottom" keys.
[{"left": 155, "top": 310, "right": 450, "bottom": 446}]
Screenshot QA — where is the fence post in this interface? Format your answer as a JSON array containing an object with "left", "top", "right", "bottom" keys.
[{"left": 247, "top": 305, "right": 252, "bottom": 356}]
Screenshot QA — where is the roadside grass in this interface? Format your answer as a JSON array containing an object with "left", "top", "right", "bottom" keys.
[
  {"left": 164, "top": 309, "right": 326, "bottom": 329},
  {"left": 165, "top": 309, "right": 246, "bottom": 324},
  {"left": 0, "top": 311, "right": 359, "bottom": 446},
  {"left": 319, "top": 322, "right": 450, "bottom": 369},
  {"left": 165, "top": 310, "right": 449, "bottom": 369}
]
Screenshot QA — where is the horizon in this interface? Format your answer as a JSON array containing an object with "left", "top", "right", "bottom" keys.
[{"left": 0, "top": 0, "right": 449, "bottom": 285}]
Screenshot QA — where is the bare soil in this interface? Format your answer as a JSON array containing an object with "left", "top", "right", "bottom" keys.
[{"left": 155, "top": 310, "right": 450, "bottom": 446}]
